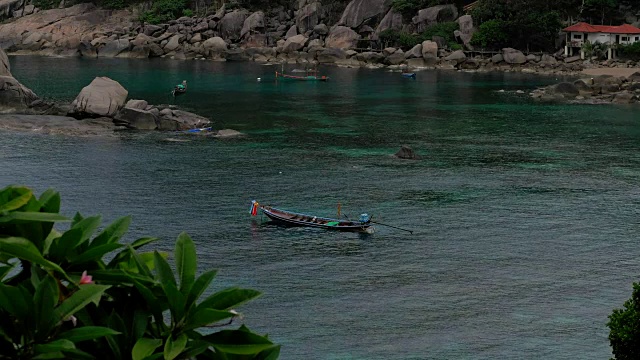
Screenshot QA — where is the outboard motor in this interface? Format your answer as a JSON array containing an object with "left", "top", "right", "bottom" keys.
[{"left": 359, "top": 213, "right": 370, "bottom": 224}]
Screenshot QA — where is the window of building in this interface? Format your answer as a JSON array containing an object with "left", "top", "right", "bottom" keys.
[
  {"left": 573, "top": 34, "right": 582, "bottom": 39},
  {"left": 622, "top": 36, "right": 629, "bottom": 41},
  {"left": 636, "top": 36, "right": 639, "bottom": 41}
]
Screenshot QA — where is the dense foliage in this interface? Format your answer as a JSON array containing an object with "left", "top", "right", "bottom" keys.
[
  {"left": 379, "top": 22, "right": 461, "bottom": 50},
  {"left": 608, "top": 283, "right": 640, "bottom": 360},
  {"left": 470, "top": 0, "right": 640, "bottom": 51},
  {"left": 617, "top": 42, "right": 640, "bottom": 59},
  {"left": 140, "top": 0, "right": 191, "bottom": 24},
  {"left": 470, "top": 0, "right": 563, "bottom": 51},
  {"left": 0, "top": 185, "right": 279, "bottom": 359}
]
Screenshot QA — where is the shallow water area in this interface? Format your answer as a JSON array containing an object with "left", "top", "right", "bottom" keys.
[{"left": 2, "top": 56, "right": 640, "bottom": 359}]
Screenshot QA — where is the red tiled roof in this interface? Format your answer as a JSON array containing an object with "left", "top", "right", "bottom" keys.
[{"left": 563, "top": 22, "right": 640, "bottom": 34}]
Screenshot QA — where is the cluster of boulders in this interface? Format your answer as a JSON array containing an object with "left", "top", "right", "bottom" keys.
[
  {"left": 67, "top": 76, "right": 211, "bottom": 130},
  {"left": 0, "top": 46, "right": 234, "bottom": 134},
  {"left": 0, "top": 1, "right": 611, "bottom": 74},
  {"left": 531, "top": 72, "right": 640, "bottom": 104},
  {"left": 0, "top": 2, "right": 475, "bottom": 67}
]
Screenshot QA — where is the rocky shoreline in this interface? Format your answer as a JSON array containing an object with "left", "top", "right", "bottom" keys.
[
  {"left": 0, "top": 46, "right": 244, "bottom": 136},
  {"left": 531, "top": 72, "right": 640, "bottom": 104},
  {"left": 1, "top": 2, "right": 631, "bottom": 76}
]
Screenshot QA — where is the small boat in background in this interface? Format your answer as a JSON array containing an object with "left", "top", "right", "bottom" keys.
[
  {"left": 251, "top": 201, "right": 373, "bottom": 233},
  {"left": 184, "top": 127, "right": 213, "bottom": 133},
  {"left": 171, "top": 80, "right": 188, "bottom": 96}
]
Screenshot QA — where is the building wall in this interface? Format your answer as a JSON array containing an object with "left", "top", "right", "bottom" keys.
[
  {"left": 587, "top": 33, "right": 613, "bottom": 44},
  {"left": 568, "top": 31, "right": 640, "bottom": 46}
]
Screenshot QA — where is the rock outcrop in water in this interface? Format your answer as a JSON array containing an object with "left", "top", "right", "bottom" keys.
[
  {"left": 0, "top": 46, "right": 225, "bottom": 135},
  {"left": 66, "top": 77, "right": 213, "bottom": 130},
  {"left": 394, "top": 145, "right": 418, "bottom": 160},
  {"left": 531, "top": 73, "right": 640, "bottom": 104},
  {"left": 68, "top": 77, "right": 129, "bottom": 118},
  {"left": 0, "top": 49, "right": 55, "bottom": 114}
]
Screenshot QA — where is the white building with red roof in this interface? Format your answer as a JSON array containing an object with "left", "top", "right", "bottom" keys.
[{"left": 563, "top": 22, "right": 640, "bottom": 59}]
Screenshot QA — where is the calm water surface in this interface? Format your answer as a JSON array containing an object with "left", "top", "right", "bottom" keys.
[{"left": 3, "top": 57, "right": 640, "bottom": 359}]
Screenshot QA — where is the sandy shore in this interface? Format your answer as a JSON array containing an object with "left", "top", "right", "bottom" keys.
[{"left": 581, "top": 67, "right": 640, "bottom": 77}]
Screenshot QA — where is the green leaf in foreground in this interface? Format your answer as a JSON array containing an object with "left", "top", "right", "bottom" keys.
[
  {"left": 132, "top": 338, "right": 162, "bottom": 360},
  {"left": 58, "top": 326, "right": 121, "bottom": 342}
]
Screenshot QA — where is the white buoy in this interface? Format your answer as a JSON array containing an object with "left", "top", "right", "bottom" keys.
[
  {"left": 257, "top": 77, "right": 261, "bottom": 82},
  {"left": 279, "top": 171, "right": 282, "bottom": 174}
]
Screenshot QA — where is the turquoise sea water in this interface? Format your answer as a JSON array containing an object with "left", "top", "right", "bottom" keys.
[{"left": 3, "top": 57, "right": 640, "bottom": 359}]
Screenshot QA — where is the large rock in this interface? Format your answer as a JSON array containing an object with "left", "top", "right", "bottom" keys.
[
  {"left": 356, "top": 51, "right": 384, "bottom": 63},
  {"left": 339, "top": 0, "right": 391, "bottom": 28},
  {"left": 0, "top": 0, "right": 22, "bottom": 21},
  {"left": 540, "top": 54, "right": 557, "bottom": 64},
  {"left": 113, "top": 107, "right": 157, "bottom": 130},
  {"left": 0, "top": 76, "right": 39, "bottom": 112},
  {"left": 0, "top": 4, "right": 134, "bottom": 54},
  {"left": 284, "top": 25, "right": 297, "bottom": 39},
  {"left": 0, "top": 47, "right": 39, "bottom": 112},
  {"left": 241, "top": 11, "right": 264, "bottom": 39},
  {"left": 0, "top": 47, "right": 9, "bottom": 76},
  {"left": 203, "top": 36, "right": 227, "bottom": 52},
  {"left": 317, "top": 47, "right": 347, "bottom": 63},
  {"left": 552, "top": 82, "right": 579, "bottom": 98},
  {"left": 455, "top": 15, "right": 475, "bottom": 50},
  {"left": 158, "top": 109, "right": 210, "bottom": 130},
  {"left": 163, "top": 35, "right": 183, "bottom": 52},
  {"left": 313, "top": 23, "right": 329, "bottom": 35},
  {"left": 421, "top": 40, "right": 437, "bottom": 60},
  {"left": 224, "top": 48, "right": 250, "bottom": 61},
  {"left": 282, "top": 34, "right": 307, "bottom": 53},
  {"left": 627, "top": 71, "right": 640, "bottom": 82},
  {"left": 297, "top": 1, "right": 321, "bottom": 34},
  {"left": 128, "top": 45, "right": 150, "bottom": 59},
  {"left": 375, "top": 8, "right": 403, "bottom": 35},
  {"left": 502, "top": 48, "right": 526, "bottom": 64},
  {"left": 445, "top": 50, "right": 466, "bottom": 64},
  {"left": 325, "top": 26, "right": 360, "bottom": 49},
  {"left": 406, "top": 44, "right": 422, "bottom": 58},
  {"left": 385, "top": 51, "right": 405, "bottom": 65},
  {"left": 219, "top": 10, "right": 248, "bottom": 42},
  {"left": 68, "top": 77, "right": 128, "bottom": 118},
  {"left": 99, "top": 39, "right": 130, "bottom": 57},
  {"left": 412, "top": 5, "right": 458, "bottom": 32},
  {"left": 613, "top": 91, "right": 635, "bottom": 104}
]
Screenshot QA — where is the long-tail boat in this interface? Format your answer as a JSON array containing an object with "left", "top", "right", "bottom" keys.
[{"left": 250, "top": 201, "right": 373, "bottom": 233}]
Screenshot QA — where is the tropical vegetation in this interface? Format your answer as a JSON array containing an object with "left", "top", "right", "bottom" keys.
[
  {"left": 470, "top": 0, "right": 640, "bottom": 51},
  {"left": 0, "top": 185, "right": 279, "bottom": 359},
  {"left": 608, "top": 282, "right": 640, "bottom": 360},
  {"left": 379, "top": 22, "right": 461, "bottom": 50}
]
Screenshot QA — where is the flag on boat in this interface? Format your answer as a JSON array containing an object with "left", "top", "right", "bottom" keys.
[{"left": 250, "top": 200, "right": 259, "bottom": 216}]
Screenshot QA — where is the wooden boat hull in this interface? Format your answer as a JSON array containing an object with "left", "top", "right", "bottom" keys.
[
  {"left": 260, "top": 206, "right": 372, "bottom": 233},
  {"left": 275, "top": 72, "right": 329, "bottom": 81}
]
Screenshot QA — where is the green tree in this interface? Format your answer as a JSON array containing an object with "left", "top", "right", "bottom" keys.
[
  {"left": 608, "top": 282, "right": 640, "bottom": 360},
  {"left": 470, "top": 19, "right": 510, "bottom": 48},
  {"left": 470, "top": 0, "right": 563, "bottom": 51},
  {"left": 0, "top": 185, "right": 280, "bottom": 359},
  {"left": 583, "top": 0, "right": 619, "bottom": 24}
]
